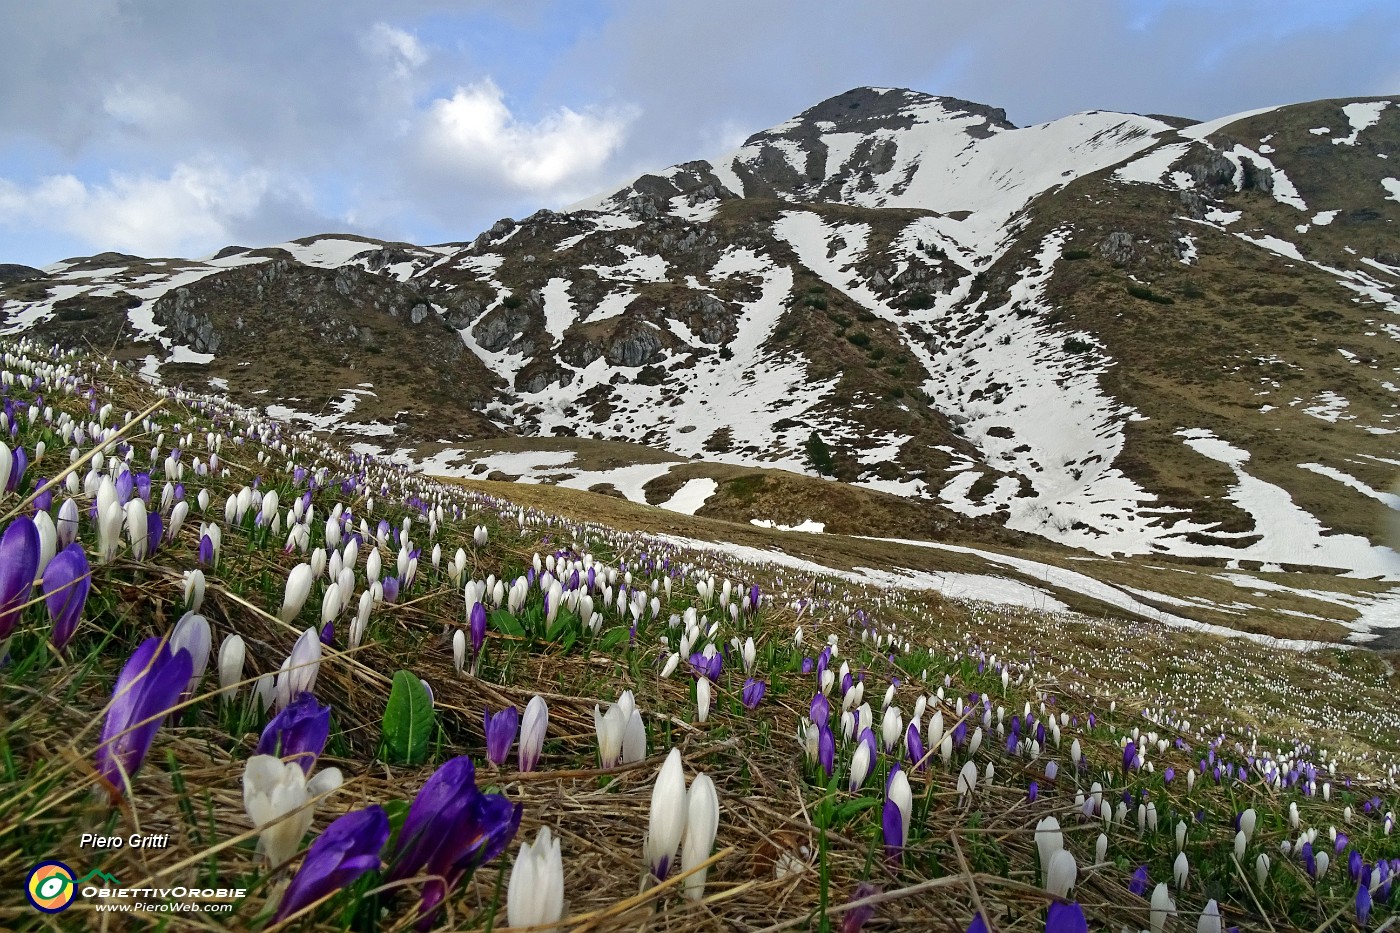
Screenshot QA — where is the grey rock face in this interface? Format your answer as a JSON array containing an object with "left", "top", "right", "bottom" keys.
[
  {"left": 604, "top": 322, "right": 665, "bottom": 367},
  {"left": 1098, "top": 232, "right": 1137, "bottom": 265},
  {"left": 472, "top": 301, "right": 536, "bottom": 352}
]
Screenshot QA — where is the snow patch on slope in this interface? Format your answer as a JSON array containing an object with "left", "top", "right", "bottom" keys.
[
  {"left": 520, "top": 247, "right": 838, "bottom": 474},
  {"left": 1176, "top": 430, "right": 1400, "bottom": 579},
  {"left": 1335, "top": 101, "right": 1391, "bottom": 146}
]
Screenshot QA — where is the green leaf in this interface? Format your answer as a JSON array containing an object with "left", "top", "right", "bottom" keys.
[
  {"left": 599, "top": 628, "right": 629, "bottom": 652},
  {"left": 834, "top": 795, "right": 881, "bottom": 824},
  {"left": 490, "top": 608, "right": 525, "bottom": 637},
  {"left": 383, "top": 670, "right": 434, "bottom": 766}
]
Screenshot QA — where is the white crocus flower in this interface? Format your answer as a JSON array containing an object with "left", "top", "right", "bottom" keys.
[
  {"left": 644, "top": 748, "right": 688, "bottom": 880},
  {"left": 280, "top": 564, "right": 314, "bottom": 623},
  {"left": 681, "top": 772, "right": 719, "bottom": 900},
  {"left": 507, "top": 828, "right": 565, "bottom": 932},
  {"left": 219, "top": 633, "right": 245, "bottom": 700},
  {"left": 243, "top": 755, "right": 314, "bottom": 868}
]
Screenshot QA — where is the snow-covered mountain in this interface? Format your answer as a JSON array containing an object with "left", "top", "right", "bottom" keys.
[{"left": 4, "top": 87, "right": 1399, "bottom": 578}]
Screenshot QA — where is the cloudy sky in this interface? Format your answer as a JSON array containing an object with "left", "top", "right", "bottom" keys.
[{"left": 0, "top": 0, "right": 1395, "bottom": 267}]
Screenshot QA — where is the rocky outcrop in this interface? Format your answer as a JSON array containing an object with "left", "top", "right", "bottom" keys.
[{"left": 151, "top": 258, "right": 442, "bottom": 356}]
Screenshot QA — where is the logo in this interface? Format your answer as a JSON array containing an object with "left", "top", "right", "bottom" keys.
[
  {"left": 26, "top": 861, "right": 75, "bottom": 913},
  {"left": 24, "top": 863, "right": 121, "bottom": 913}
]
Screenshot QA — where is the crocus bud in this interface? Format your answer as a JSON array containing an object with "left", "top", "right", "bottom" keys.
[
  {"left": 519, "top": 696, "right": 548, "bottom": 772},
  {"left": 957, "top": 760, "right": 978, "bottom": 799},
  {"left": 257, "top": 692, "right": 332, "bottom": 774},
  {"left": 507, "top": 827, "right": 565, "bottom": 931},
  {"left": 276, "top": 627, "right": 322, "bottom": 709},
  {"left": 1240, "top": 807, "right": 1258, "bottom": 843},
  {"left": 183, "top": 568, "right": 206, "bottom": 612},
  {"left": 125, "top": 498, "right": 149, "bottom": 561},
  {"left": 1150, "top": 883, "right": 1176, "bottom": 933},
  {"left": 281, "top": 563, "right": 314, "bottom": 623},
  {"left": 1046, "top": 848, "right": 1077, "bottom": 898},
  {"left": 94, "top": 637, "right": 192, "bottom": 801},
  {"left": 1174, "top": 851, "right": 1189, "bottom": 890},
  {"left": 1036, "top": 817, "right": 1064, "bottom": 883},
  {"left": 452, "top": 628, "right": 466, "bottom": 676},
  {"left": 219, "top": 633, "right": 245, "bottom": 699},
  {"left": 484, "top": 706, "right": 518, "bottom": 767},
  {"left": 888, "top": 768, "right": 912, "bottom": 852},
  {"left": 275, "top": 806, "right": 389, "bottom": 924},
  {"left": 697, "top": 676, "right": 711, "bottom": 723},
  {"left": 0, "top": 515, "right": 40, "bottom": 640},
  {"left": 56, "top": 498, "right": 79, "bottom": 548},
  {"left": 42, "top": 542, "right": 91, "bottom": 651},
  {"left": 645, "top": 748, "right": 688, "bottom": 880},
  {"left": 1197, "top": 899, "right": 1222, "bottom": 933},
  {"left": 682, "top": 772, "right": 720, "bottom": 899},
  {"left": 849, "top": 740, "right": 873, "bottom": 792},
  {"left": 169, "top": 611, "right": 211, "bottom": 701}
]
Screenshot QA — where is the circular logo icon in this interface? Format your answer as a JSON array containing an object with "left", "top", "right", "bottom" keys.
[{"left": 26, "top": 861, "right": 76, "bottom": 913}]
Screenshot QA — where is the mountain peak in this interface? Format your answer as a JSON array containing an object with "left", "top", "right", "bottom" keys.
[{"left": 755, "top": 86, "right": 1015, "bottom": 143}]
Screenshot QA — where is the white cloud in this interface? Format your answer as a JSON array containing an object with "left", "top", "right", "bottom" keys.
[
  {"left": 364, "top": 22, "right": 426, "bottom": 76},
  {"left": 0, "top": 161, "right": 274, "bottom": 257},
  {"left": 418, "top": 78, "right": 635, "bottom": 195}
]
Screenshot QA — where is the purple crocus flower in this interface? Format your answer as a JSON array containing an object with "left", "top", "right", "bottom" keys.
[
  {"left": 1046, "top": 901, "right": 1088, "bottom": 933},
  {"left": 31, "top": 482, "right": 53, "bottom": 514},
  {"left": 840, "top": 882, "right": 881, "bottom": 933},
  {"left": 810, "top": 693, "right": 829, "bottom": 729},
  {"left": 275, "top": 805, "right": 390, "bottom": 922},
  {"left": 0, "top": 514, "right": 40, "bottom": 640},
  {"left": 484, "top": 706, "right": 519, "bottom": 767},
  {"left": 860, "top": 726, "right": 878, "bottom": 765},
  {"left": 42, "top": 542, "right": 91, "bottom": 651},
  {"left": 320, "top": 621, "right": 334, "bottom": 646},
  {"left": 1028, "top": 781, "right": 1039, "bottom": 803},
  {"left": 742, "top": 678, "right": 766, "bottom": 709},
  {"left": 967, "top": 914, "right": 990, "bottom": 933},
  {"left": 114, "top": 470, "right": 133, "bottom": 505},
  {"left": 387, "top": 756, "right": 522, "bottom": 928},
  {"left": 882, "top": 798, "right": 903, "bottom": 860},
  {"left": 95, "top": 637, "right": 193, "bottom": 801},
  {"left": 256, "top": 693, "right": 331, "bottom": 774},
  {"left": 145, "top": 510, "right": 164, "bottom": 556},
  {"left": 801, "top": 657, "right": 814, "bottom": 674},
  {"left": 382, "top": 576, "right": 400, "bottom": 604},
  {"left": 906, "top": 721, "right": 926, "bottom": 771},
  {"left": 469, "top": 601, "right": 487, "bottom": 660},
  {"left": 1358, "top": 882, "right": 1373, "bottom": 927},
  {"left": 1129, "top": 865, "right": 1150, "bottom": 896},
  {"left": 1163, "top": 767, "right": 1175, "bottom": 784},
  {"left": 817, "top": 725, "right": 836, "bottom": 778},
  {"left": 8, "top": 447, "right": 27, "bottom": 492},
  {"left": 1123, "top": 740, "right": 1137, "bottom": 772},
  {"left": 198, "top": 532, "right": 215, "bottom": 566}
]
